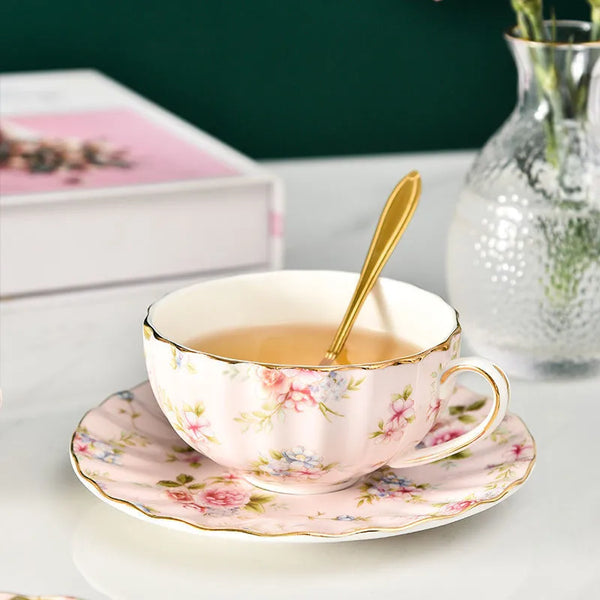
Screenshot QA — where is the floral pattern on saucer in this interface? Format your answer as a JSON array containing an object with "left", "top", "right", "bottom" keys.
[{"left": 70, "top": 382, "right": 535, "bottom": 539}]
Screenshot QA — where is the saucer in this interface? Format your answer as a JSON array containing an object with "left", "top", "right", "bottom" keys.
[{"left": 70, "top": 382, "right": 535, "bottom": 542}]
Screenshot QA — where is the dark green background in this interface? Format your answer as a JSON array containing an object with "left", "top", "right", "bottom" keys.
[{"left": 1, "top": 1, "right": 589, "bottom": 159}]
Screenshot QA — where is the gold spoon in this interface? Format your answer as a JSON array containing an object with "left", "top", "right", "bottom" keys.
[{"left": 320, "top": 170, "right": 422, "bottom": 366}]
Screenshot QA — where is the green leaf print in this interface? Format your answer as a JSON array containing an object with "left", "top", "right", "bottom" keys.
[
  {"left": 467, "top": 399, "right": 486, "bottom": 412},
  {"left": 346, "top": 376, "right": 365, "bottom": 392},
  {"left": 458, "top": 414, "right": 476, "bottom": 424},
  {"left": 245, "top": 493, "right": 274, "bottom": 513},
  {"left": 446, "top": 450, "right": 472, "bottom": 461},
  {"left": 318, "top": 401, "right": 344, "bottom": 421},
  {"left": 391, "top": 384, "right": 413, "bottom": 402},
  {"left": 157, "top": 480, "right": 182, "bottom": 487},
  {"left": 185, "top": 403, "right": 205, "bottom": 417},
  {"left": 187, "top": 482, "right": 206, "bottom": 490},
  {"left": 449, "top": 398, "right": 486, "bottom": 417},
  {"left": 369, "top": 420, "right": 386, "bottom": 439},
  {"left": 176, "top": 473, "right": 195, "bottom": 484}
]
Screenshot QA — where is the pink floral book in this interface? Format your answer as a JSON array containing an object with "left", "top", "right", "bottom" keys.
[
  {"left": 0, "top": 70, "right": 282, "bottom": 298},
  {"left": 1, "top": 108, "right": 240, "bottom": 195}
]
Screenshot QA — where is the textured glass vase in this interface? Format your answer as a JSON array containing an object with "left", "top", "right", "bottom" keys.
[{"left": 447, "top": 22, "right": 600, "bottom": 379}]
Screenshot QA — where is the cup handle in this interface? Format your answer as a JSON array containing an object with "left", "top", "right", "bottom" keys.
[{"left": 386, "top": 357, "right": 510, "bottom": 468}]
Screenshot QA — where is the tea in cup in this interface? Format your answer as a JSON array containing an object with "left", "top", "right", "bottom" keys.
[{"left": 144, "top": 270, "right": 509, "bottom": 494}]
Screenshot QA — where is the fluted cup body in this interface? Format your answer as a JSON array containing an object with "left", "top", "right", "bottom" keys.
[{"left": 144, "top": 271, "right": 472, "bottom": 494}]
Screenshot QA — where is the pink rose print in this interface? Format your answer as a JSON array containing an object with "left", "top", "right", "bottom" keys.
[
  {"left": 183, "top": 411, "right": 214, "bottom": 444},
  {"left": 158, "top": 474, "right": 261, "bottom": 513},
  {"left": 281, "top": 384, "right": 318, "bottom": 412},
  {"left": 258, "top": 367, "right": 290, "bottom": 395},
  {"left": 431, "top": 428, "right": 464, "bottom": 446},
  {"left": 284, "top": 369, "right": 323, "bottom": 389},
  {"left": 166, "top": 489, "right": 194, "bottom": 503},
  {"left": 443, "top": 500, "right": 477, "bottom": 514},
  {"left": 237, "top": 368, "right": 349, "bottom": 431},
  {"left": 199, "top": 486, "right": 251, "bottom": 509}
]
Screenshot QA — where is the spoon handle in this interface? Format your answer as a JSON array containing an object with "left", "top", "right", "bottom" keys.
[{"left": 321, "top": 171, "right": 422, "bottom": 365}]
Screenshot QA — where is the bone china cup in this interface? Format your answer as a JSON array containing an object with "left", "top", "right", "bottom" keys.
[{"left": 144, "top": 270, "right": 509, "bottom": 495}]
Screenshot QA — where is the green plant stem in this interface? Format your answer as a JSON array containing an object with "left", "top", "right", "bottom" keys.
[
  {"left": 512, "top": 2, "right": 563, "bottom": 167},
  {"left": 528, "top": 5, "right": 546, "bottom": 40},
  {"left": 511, "top": 0, "right": 545, "bottom": 40},
  {"left": 515, "top": 9, "right": 532, "bottom": 38},
  {"left": 508, "top": 2, "right": 599, "bottom": 310},
  {"left": 584, "top": 3, "right": 599, "bottom": 119},
  {"left": 591, "top": 6, "right": 600, "bottom": 40}
]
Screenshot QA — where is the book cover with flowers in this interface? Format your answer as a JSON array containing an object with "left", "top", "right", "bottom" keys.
[
  {"left": 0, "top": 70, "right": 282, "bottom": 297},
  {"left": 1, "top": 108, "right": 239, "bottom": 195}
]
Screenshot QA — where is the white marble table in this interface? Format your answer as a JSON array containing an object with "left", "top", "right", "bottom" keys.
[{"left": 1, "top": 151, "right": 598, "bottom": 599}]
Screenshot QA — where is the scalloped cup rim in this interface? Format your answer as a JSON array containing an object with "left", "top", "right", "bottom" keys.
[{"left": 144, "top": 269, "right": 461, "bottom": 371}]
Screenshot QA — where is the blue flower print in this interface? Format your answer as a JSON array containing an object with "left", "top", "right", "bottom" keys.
[{"left": 282, "top": 446, "right": 321, "bottom": 469}]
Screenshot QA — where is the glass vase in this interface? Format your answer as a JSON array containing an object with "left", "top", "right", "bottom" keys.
[{"left": 447, "top": 21, "right": 600, "bottom": 379}]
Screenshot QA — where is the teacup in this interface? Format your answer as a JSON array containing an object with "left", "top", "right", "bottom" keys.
[{"left": 144, "top": 270, "right": 509, "bottom": 494}]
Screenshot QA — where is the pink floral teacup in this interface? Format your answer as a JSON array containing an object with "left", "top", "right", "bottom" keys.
[{"left": 144, "top": 270, "right": 509, "bottom": 494}]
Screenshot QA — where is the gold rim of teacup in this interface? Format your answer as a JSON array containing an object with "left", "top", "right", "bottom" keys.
[{"left": 143, "top": 311, "right": 462, "bottom": 371}]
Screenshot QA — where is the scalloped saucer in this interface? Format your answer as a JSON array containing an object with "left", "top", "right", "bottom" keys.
[{"left": 70, "top": 382, "right": 535, "bottom": 542}]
